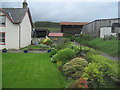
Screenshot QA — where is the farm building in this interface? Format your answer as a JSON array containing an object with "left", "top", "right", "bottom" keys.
[
  {"left": 60, "top": 22, "right": 89, "bottom": 35},
  {"left": 34, "top": 29, "right": 49, "bottom": 38},
  {"left": 0, "top": 0, "right": 33, "bottom": 49},
  {"left": 48, "top": 33, "right": 63, "bottom": 44},
  {"left": 82, "top": 18, "right": 120, "bottom": 38}
]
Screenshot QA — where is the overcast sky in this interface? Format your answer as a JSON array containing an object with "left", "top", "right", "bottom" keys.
[{"left": 2, "top": 1, "right": 119, "bottom": 23}]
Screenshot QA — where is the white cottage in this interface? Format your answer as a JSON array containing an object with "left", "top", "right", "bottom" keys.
[{"left": 0, "top": 1, "right": 33, "bottom": 50}]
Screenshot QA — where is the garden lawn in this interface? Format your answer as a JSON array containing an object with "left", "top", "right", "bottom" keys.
[
  {"left": 2, "top": 53, "right": 66, "bottom": 88},
  {"left": 86, "top": 38, "right": 119, "bottom": 57}
]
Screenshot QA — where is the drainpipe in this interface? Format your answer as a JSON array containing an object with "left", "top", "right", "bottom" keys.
[{"left": 19, "top": 24, "right": 21, "bottom": 49}]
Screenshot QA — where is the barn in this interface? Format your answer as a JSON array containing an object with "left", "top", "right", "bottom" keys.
[
  {"left": 60, "top": 22, "right": 89, "bottom": 35},
  {"left": 34, "top": 29, "right": 49, "bottom": 38},
  {"left": 82, "top": 18, "right": 120, "bottom": 38}
]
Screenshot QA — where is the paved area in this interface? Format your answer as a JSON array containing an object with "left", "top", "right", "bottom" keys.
[
  {"left": 71, "top": 41, "right": 120, "bottom": 62},
  {"left": 0, "top": 50, "right": 47, "bottom": 53}
]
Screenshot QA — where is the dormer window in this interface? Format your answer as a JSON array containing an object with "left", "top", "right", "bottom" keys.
[{"left": 0, "top": 15, "right": 6, "bottom": 26}]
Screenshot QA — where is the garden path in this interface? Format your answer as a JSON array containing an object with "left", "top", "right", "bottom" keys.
[
  {"left": 2, "top": 50, "right": 47, "bottom": 53},
  {"left": 71, "top": 41, "right": 120, "bottom": 61}
]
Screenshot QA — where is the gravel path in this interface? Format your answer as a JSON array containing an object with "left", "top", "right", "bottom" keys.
[{"left": 71, "top": 42, "right": 119, "bottom": 61}]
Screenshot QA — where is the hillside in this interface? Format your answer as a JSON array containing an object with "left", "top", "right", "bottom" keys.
[{"left": 34, "top": 21, "right": 60, "bottom": 32}]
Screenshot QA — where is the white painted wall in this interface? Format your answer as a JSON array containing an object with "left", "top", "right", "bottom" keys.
[
  {"left": 0, "top": 12, "right": 19, "bottom": 50},
  {"left": 100, "top": 27, "right": 111, "bottom": 38},
  {"left": 20, "top": 11, "right": 32, "bottom": 48}
]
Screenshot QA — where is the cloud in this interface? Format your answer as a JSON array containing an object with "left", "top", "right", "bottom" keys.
[{"left": 2, "top": 2, "right": 118, "bottom": 22}]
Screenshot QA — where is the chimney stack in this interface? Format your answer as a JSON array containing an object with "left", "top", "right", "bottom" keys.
[{"left": 23, "top": 0, "right": 28, "bottom": 8}]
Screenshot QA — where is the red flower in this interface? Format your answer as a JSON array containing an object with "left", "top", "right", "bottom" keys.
[
  {"left": 79, "top": 85, "right": 83, "bottom": 88},
  {"left": 84, "top": 85, "right": 88, "bottom": 88}
]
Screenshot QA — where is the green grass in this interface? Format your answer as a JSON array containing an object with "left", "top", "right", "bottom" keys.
[
  {"left": 35, "top": 27, "right": 60, "bottom": 32},
  {"left": 86, "top": 38, "right": 119, "bottom": 57},
  {"left": 2, "top": 53, "right": 66, "bottom": 88}
]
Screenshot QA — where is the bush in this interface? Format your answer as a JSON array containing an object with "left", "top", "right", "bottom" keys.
[
  {"left": 50, "top": 49, "right": 58, "bottom": 57},
  {"left": 45, "top": 39, "right": 53, "bottom": 45},
  {"left": 69, "top": 77, "right": 88, "bottom": 88},
  {"left": 43, "top": 38, "right": 52, "bottom": 45},
  {"left": 82, "top": 62, "right": 104, "bottom": 88},
  {"left": 65, "top": 44, "right": 80, "bottom": 55},
  {"left": 86, "top": 53, "right": 119, "bottom": 78},
  {"left": 38, "top": 41, "right": 43, "bottom": 44},
  {"left": 75, "top": 34, "right": 92, "bottom": 44},
  {"left": 51, "top": 54, "right": 58, "bottom": 63},
  {"left": 54, "top": 44, "right": 65, "bottom": 50},
  {"left": 62, "top": 38, "right": 70, "bottom": 45},
  {"left": 51, "top": 48, "right": 75, "bottom": 64},
  {"left": 62, "top": 57, "right": 88, "bottom": 80},
  {"left": 38, "top": 44, "right": 49, "bottom": 48}
]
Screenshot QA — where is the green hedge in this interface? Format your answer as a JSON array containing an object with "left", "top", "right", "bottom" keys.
[{"left": 51, "top": 48, "right": 75, "bottom": 64}]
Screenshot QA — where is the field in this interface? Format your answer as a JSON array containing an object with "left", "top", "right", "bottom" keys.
[
  {"left": 35, "top": 27, "right": 60, "bottom": 32},
  {"left": 2, "top": 53, "right": 65, "bottom": 88}
]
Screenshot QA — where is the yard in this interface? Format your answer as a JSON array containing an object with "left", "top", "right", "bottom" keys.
[{"left": 2, "top": 53, "right": 66, "bottom": 88}]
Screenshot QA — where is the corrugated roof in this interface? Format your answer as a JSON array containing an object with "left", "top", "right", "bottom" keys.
[
  {"left": 49, "top": 33, "right": 63, "bottom": 37},
  {"left": 60, "top": 22, "right": 89, "bottom": 25}
]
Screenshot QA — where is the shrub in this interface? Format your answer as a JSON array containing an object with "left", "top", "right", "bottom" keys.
[
  {"left": 50, "top": 49, "right": 58, "bottom": 57},
  {"left": 65, "top": 44, "right": 80, "bottom": 55},
  {"left": 86, "top": 53, "right": 119, "bottom": 78},
  {"left": 2, "top": 48, "right": 7, "bottom": 51},
  {"left": 82, "top": 62, "right": 104, "bottom": 88},
  {"left": 38, "top": 41, "right": 43, "bottom": 44},
  {"left": 38, "top": 44, "right": 49, "bottom": 48},
  {"left": 70, "top": 36, "right": 75, "bottom": 41},
  {"left": 45, "top": 39, "right": 53, "bottom": 45},
  {"left": 51, "top": 54, "right": 58, "bottom": 63},
  {"left": 43, "top": 37, "right": 50, "bottom": 43},
  {"left": 51, "top": 48, "right": 75, "bottom": 64},
  {"left": 62, "top": 38, "right": 70, "bottom": 45},
  {"left": 56, "top": 48, "right": 75, "bottom": 62},
  {"left": 65, "top": 42, "right": 72, "bottom": 47},
  {"left": 69, "top": 77, "right": 88, "bottom": 88},
  {"left": 62, "top": 57, "right": 88, "bottom": 80},
  {"left": 75, "top": 34, "right": 92, "bottom": 44},
  {"left": 54, "top": 44, "right": 65, "bottom": 50},
  {"left": 43, "top": 38, "right": 52, "bottom": 45}
]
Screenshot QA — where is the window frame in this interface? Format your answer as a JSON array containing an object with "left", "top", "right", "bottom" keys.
[
  {"left": 0, "top": 15, "right": 6, "bottom": 27},
  {"left": 0, "top": 32, "right": 5, "bottom": 45}
]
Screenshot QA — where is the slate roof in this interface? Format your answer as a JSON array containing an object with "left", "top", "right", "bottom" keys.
[
  {"left": 60, "top": 22, "right": 89, "bottom": 25},
  {"left": 49, "top": 33, "right": 63, "bottom": 37},
  {"left": 2, "top": 8, "right": 27, "bottom": 23},
  {"left": 0, "top": 8, "right": 33, "bottom": 26}
]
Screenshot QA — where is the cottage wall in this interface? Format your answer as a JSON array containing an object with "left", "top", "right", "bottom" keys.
[
  {"left": 0, "top": 12, "right": 19, "bottom": 50},
  {"left": 20, "top": 11, "right": 32, "bottom": 48}
]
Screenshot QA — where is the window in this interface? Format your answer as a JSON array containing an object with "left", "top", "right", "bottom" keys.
[
  {"left": 0, "top": 32, "right": 5, "bottom": 45},
  {"left": 0, "top": 15, "right": 5, "bottom": 26}
]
